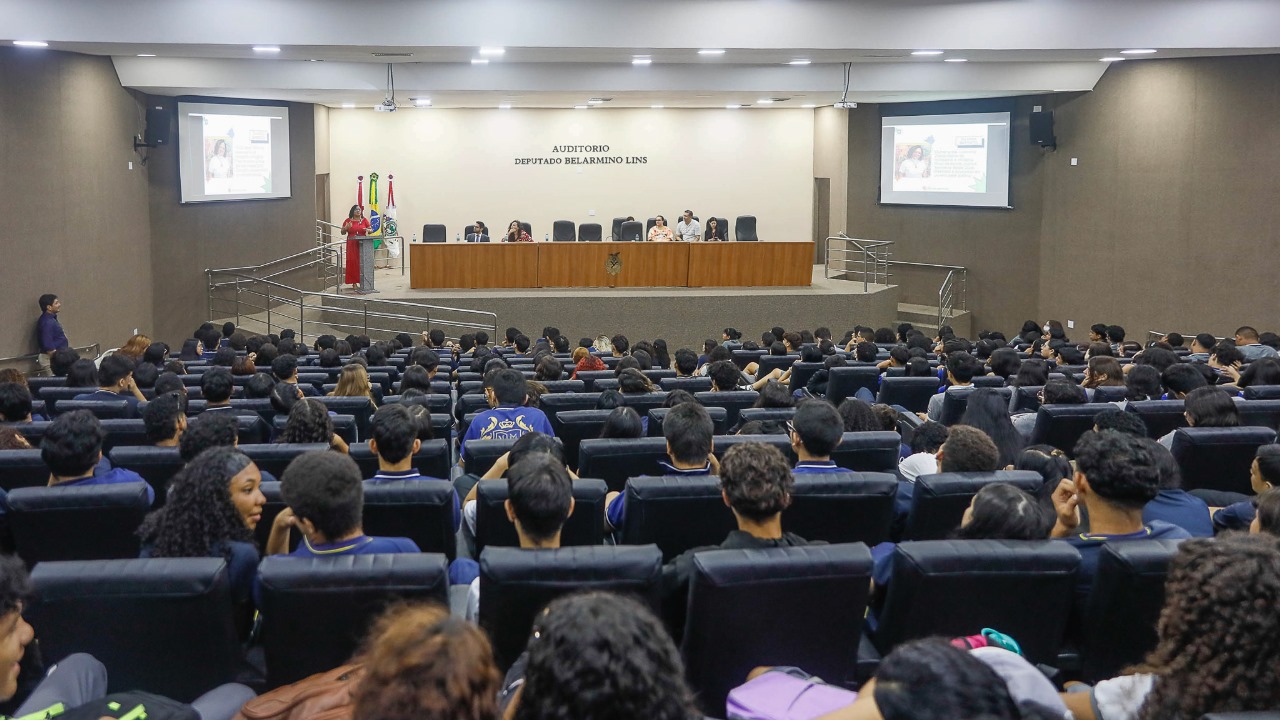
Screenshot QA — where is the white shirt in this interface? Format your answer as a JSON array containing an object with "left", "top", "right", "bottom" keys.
[
  {"left": 899, "top": 157, "right": 927, "bottom": 178},
  {"left": 676, "top": 218, "right": 701, "bottom": 242},
  {"left": 208, "top": 154, "right": 231, "bottom": 178},
  {"left": 898, "top": 452, "right": 938, "bottom": 482}
]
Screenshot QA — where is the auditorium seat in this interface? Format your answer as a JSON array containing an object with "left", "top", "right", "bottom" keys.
[
  {"left": 788, "top": 361, "right": 825, "bottom": 391},
  {"left": 786, "top": 472, "right": 898, "bottom": 546},
  {"left": 257, "top": 554, "right": 449, "bottom": 687},
  {"left": 734, "top": 215, "right": 759, "bottom": 241},
  {"left": 55, "top": 398, "right": 133, "bottom": 420},
  {"left": 868, "top": 540, "right": 1080, "bottom": 667},
  {"left": 8, "top": 482, "right": 152, "bottom": 565},
  {"left": 940, "top": 386, "right": 1014, "bottom": 426},
  {"left": 1126, "top": 400, "right": 1188, "bottom": 439},
  {"left": 620, "top": 391, "right": 668, "bottom": 416},
  {"left": 731, "top": 349, "right": 765, "bottom": 370},
  {"left": 320, "top": 383, "right": 385, "bottom": 405},
  {"left": 0, "top": 449, "right": 53, "bottom": 491},
  {"left": 658, "top": 376, "right": 712, "bottom": 393},
  {"left": 609, "top": 217, "right": 626, "bottom": 241},
  {"left": 618, "top": 220, "right": 643, "bottom": 242},
  {"left": 830, "top": 431, "right": 902, "bottom": 473},
  {"left": 361, "top": 480, "right": 457, "bottom": 560},
  {"left": 230, "top": 397, "right": 280, "bottom": 424},
  {"left": 273, "top": 413, "right": 356, "bottom": 445},
  {"left": 351, "top": 438, "right": 452, "bottom": 480},
  {"left": 1091, "top": 385, "right": 1129, "bottom": 403},
  {"left": 971, "top": 376, "right": 1006, "bottom": 388},
  {"left": 313, "top": 396, "right": 375, "bottom": 438},
  {"left": 617, "top": 476, "right": 737, "bottom": 561},
  {"left": 826, "top": 366, "right": 882, "bottom": 404},
  {"left": 693, "top": 390, "right": 759, "bottom": 427},
  {"left": 552, "top": 220, "right": 576, "bottom": 241},
  {"left": 29, "top": 558, "right": 246, "bottom": 701},
  {"left": 554, "top": 409, "right": 622, "bottom": 468},
  {"left": 37, "top": 386, "right": 95, "bottom": 415},
  {"left": 108, "top": 446, "right": 184, "bottom": 505},
  {"left": 757, "top": 354, "right": 799, "bottom": 376},
  {"left": 1243, "top": 385, "right": 1280, "bottom": 400},
  {"left": 1009, "top": 385, "right": 1043, "bottom": 414},
  {"left": 903, "top": 471, "right": 1045, "bottom": 541},
  {"left": 682, "top": 544, "right": 873, "bottom": 713},
  {"left": 707, "top": 433, "right": 795, "bottom": 463},
  {"left": 877, "top": 376, "right": 944, "bottom": 413},
  {"left": 478, "top": 545, "right": 663, "bottom": 670},
  {"left": 591, "top": 378, "right": 621, "bottom": 391},
  {"left": 382, "top": 394, "right": 451, "bottom": 416},
  {"left": 578, "top": 437, "right": 671, "bottom": 492},
  {"left": 735, "top": 407, "right": 796, "bottom": 427},
  {"left": 422, "top": 223, "right": 446, "bottom": 243},
  {"left": 239, "top": 442, "right": 329, "bottom": 478},
  {"left": 1238, "top": 399, "right": 1280, "bottom": 430},
  {"left": 26, "top": 376, "right": 65, "bottom": 393},
  {"left": 1170, "top": 427, "right": 1276, "bottom": 495},
  {"left": 1080, "top": 540, "right": 1182, "bottom": 683},
  {"left": 646, "top": 406, "right": 729, "bottom": 437},
  {"left": 538, "top": 392, "right": 603, "bottom": 427},
  {"left": 1029, "top": 404, "right": 1113, "bottom": 456},
  {"left": 571, "top": 370, "right": 613, "bottom": 392},
  {"left": 463, "top": 437, "right": 526, "bottom": 477},
  {"left": 539, "top": 379, "right": 586, "bottom": 394},
  {"left": 474, "top": 478, "right": 607, "bottom": 555}
]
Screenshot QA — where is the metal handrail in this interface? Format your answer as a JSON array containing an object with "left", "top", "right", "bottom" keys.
[
  {"left": 824, "top": 235, "right": 894, "bottom": 290},
  {"left": 825, "top": 236, "right": 968, "bottom": 325},
  {"left": 0, "top": 343, "right": 102, "bottom": 371}
]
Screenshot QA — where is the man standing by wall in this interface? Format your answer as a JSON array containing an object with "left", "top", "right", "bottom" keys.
[
  {"left": 35, "top": 293, "right": 69, "bottom": 376},
  {"left": 676, "top": 210, "right": 701, "bottom": 242}
]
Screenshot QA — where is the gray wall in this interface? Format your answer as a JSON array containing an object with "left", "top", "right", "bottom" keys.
[
  {"left": 0, "top": 49, "right": 153, "bottom": 358},
  {"left": 147, "top": 100, "right": 317, "bottom": 344}
]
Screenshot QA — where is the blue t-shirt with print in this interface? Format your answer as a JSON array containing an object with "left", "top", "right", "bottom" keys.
[{"left": 460, "top": 405, "right": 555, "bottom": 456}]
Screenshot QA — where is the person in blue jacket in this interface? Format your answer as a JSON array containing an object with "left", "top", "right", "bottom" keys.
[{"left": 459, "top": 368, "right": 554, "bottom": 461}]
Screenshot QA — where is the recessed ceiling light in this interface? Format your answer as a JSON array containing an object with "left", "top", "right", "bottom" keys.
[
  {"left": 632, "top": 58, "right": 652, "bottom": 65},
  {"left": 471, "top": 59, "right": 489, "bottom": 65},
  {"left": 801, "top": 104, "right": 817, "bottom": 108},
  {"left": 341, "top": 103, "right": 356, "bottom": 108},
  {"left": 414, "top": 98, "right": 431, "bottom": 107},
  {"left": 911, "top": 50, "right": 944, "bottom": 56},
  {"left": 574, "top": 105, "right": 588, "bottom": 109},
  {"left": 1120, "top": 49, "right": 1157, "bottom": 55},
  {"left": 253, "top": 46, "right": 281, "bottom": 53},
  {"left": 725, "top": 104, "right": 741, "bottom": 109},
  {"left": 944, "top": 58, "right": 968, "bottom": 63},
  {"left": 699, "top": 49, "right": 726, "bottom": 56},
  {"left": 479, "top": 47, "right": 505, "bottom": 56},
  {"left": 1099, "top": 57, "right": 1126, "bottom": 62},
  {"left": 12, "top": 40, "right": 48, "bottom": 48},
  {"left": 788, "top": 59, "right": 811, "bottom": 66},
  {"left": 757, "top": 99, "right": 774, "bottom": 104},
  {"left": 136, "top": 53, "right": 156, "bottom": 57},
  {"left": 651, "top": 105, "right": 664, "bottom": 109},
  {"left": 498, "top": 104, "right": 512, "bottom": 109}
]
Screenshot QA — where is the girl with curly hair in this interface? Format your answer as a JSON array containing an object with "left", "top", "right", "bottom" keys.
[
  {"left": 1062, "top": 533, "right": 1280, "bottom": 719},
  {"left": 277, "top": 398, "right": 348, "bottom": 453},
  {"left": 352, "top": 603, "right": 500, "bottom": 720},
  {"left": 137, "top": 447, "right": 265, "bottom": 625}
]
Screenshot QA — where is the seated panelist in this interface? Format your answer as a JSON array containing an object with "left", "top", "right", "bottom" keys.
[
  {"left": 647, "top": 215, "right": 675, "bottom": 242},
  {"left": 466, "top": 220, "right": 489, "bottom": 242},
  {"left": 505, "top": 219, "right": 533, "bottom": 242}
]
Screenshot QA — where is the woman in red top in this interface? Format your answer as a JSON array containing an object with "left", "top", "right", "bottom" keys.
[
  {"left": 505, "top": 219, "right": 532, "bottom": 243},
  {"left": 342, "top": 205, "right": 371, "bottom": 289},
  {"left": 570, "top": 347, "right": 606, "bottom": 379}
]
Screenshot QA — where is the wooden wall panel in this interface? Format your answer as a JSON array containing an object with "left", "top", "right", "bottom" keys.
[
  {"left": 687, "top": 242, "right": 814, "bottom": 287},
  {"left": 539, "top": 244, "right": 690, "bottom": 287},
  {"left": 409, "top": 244, "right": 539, "bottom": 288}
]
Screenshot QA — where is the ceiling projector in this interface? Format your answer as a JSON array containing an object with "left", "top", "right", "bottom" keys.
[
  {"left": 834, "top": 101, "right": 858, "bottom": 109},
  {"left": 375, "top": 100, "right": 397, "bottom": 113}
]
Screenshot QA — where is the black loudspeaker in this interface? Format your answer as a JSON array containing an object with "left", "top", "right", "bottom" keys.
[
  {"left": 1030, "top": 110, "right": 1056, "bottom": 149},
  {"left": 144, "top": 103, "right": 172, "bottom": 147}
]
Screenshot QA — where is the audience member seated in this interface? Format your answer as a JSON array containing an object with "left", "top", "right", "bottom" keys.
[
  {"left": 1060, "top": 534, "right": 1280, "bottom": 720},
  {"left": 0, "top": 382, "right": 39, "bottom": 423},
  {"left": 367, "top": 404, "right": 458, "bottom": 527},
  {"left": 1211, "top": 443, "right": 1280, "bottom": 532},
  {"left": 1234, "top": 325, "right": 1279, "bottom": 360},
  {"left": 49, "top": 346, "right": 79, "bottom": 378},
  {"left": 142, "top": 392, "right": 186, "bottom": 447},
  {"left": 271, "top": 353, "right": 319, "bottom": 397},
  {"left": 1160, "top": 362, "right": 1208, "bottom": 400},
  {"left": 351, "top": 603, "right": 500, "bottom": 720},
  {"left": 924, "top": 352, "right": 982, "bottom": 422},
  {"left": 790, "top": 400, "right": 845, "bottom": 473},
  {"left": 1140, "top": 439, "right": 1213, "bottom": 537},
  {"left": 42, "top": 410, "right": 153, "bottom": 504},
  {"left": 1049, "top": 431, "right": 1190, "bottom": 601},
  {"left": 604, "top": 402, "right": 716, "bottom": 531},
  {"left": 899, "top": 422, "right": 948, "bottom": 484},
  {"left": 1011, "top": 444, "right": 1073, "bottom": 507},
  {"left": 329, "top": 364, "right": 378, "bottom": 408},
  {"left": 460, "top": 369, "right": 554, "bottom": 460},
  {"left": 266, "top": 450, "right": 419, "bottom": 557},
  {"left": 277, "top": 398, "right": 349, "bottom": 453},
  {"left": 600, "top": 406, "right": 644, "bottom": 439},
  {"left": 837, "top": 397, "right": 880, "bottom": 433},
  {"left": 1156, "top": 385, "right": 1238, "bottom": 451},
  {"left": 960, "top": 388, "right": 1025, "bottom": 468},
  {"left": 1013, "top": 380, "right": 1086, "bottom": 439},
  {"left": 73, "top": 354, "right": 145, "bottom": 410}
]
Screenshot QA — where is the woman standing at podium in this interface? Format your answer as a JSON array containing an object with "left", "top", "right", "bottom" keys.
[{"left": 342, "top": 204, "right": 371, "bottom": 292}]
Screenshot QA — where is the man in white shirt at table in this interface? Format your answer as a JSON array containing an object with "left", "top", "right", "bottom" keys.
[{"left": 676, "top": 210, "right": 701, "bottom": 242}]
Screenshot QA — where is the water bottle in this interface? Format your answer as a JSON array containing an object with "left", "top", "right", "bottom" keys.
[
  {"left": 544, "top": 233, "right": 549, "bottom": 242},
  {"left": 456, "top": 232, "right": 461, "bottom": 243},
  {"left": 411, "top": 232, "right": 418, "bottom": 244}
]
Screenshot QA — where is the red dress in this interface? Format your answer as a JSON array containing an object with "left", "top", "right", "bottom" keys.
[{"left": 342, "top": 217, "right": 370, "bottom": 284}]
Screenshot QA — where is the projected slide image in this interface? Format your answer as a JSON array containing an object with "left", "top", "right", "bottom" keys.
[
  {"left": 892, "top": 125, "right": 988, "bottom": 194},
  {"left": 201, "top": 115, "right": 273, "bottom": 196}
]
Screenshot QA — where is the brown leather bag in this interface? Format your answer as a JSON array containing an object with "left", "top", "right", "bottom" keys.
[{"left": 233, "top": 664, "right": 364, "bottom": 720}]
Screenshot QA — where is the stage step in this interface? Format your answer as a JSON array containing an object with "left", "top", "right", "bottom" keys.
[{"left": 896, "top": 303, "right": 971, "bottom": 339}]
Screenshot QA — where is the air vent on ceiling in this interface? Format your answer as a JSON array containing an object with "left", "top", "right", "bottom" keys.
[{"left": 372, "top": 52, "right": 414, "bottom": 58}]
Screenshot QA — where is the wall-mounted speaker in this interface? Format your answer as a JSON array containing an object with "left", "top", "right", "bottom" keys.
[
  {"left": 1030, "top": 110, "right": 1056, "bottom": 149},
  {"left": 143, "top": 103, "right": 172, "bottom": 147}
]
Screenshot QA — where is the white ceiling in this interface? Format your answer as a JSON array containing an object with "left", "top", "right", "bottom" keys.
[{"left": 4, "top": 0, "right": 1278, "bottom": 108}]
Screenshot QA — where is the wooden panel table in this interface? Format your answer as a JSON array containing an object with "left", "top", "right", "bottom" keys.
[
  {"left": 687, "top": 242, "right": 814, "bottom": 287},
  {"left": 539, "top": 242, "right": 689, "bottom": 287},
  {"left": 409, "top": 243, "right": 539, "bottom": 289}
]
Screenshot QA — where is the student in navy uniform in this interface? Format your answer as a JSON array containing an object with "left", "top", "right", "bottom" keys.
[
  {"left": 366, "top": 404, "right": 459, "bottom": 531},
  {"left": 271, "top": 353, "right": 319, "bottom": 397},
  {"left": 604, "top": 401, "right": 716, "bottom": 531},
  {"left": 72, "top": 353, "right": 146, "bottom": 411},
  {"left": 789, "top": 400, "right": 846, "bottom": 474},
  {"left": 1213, "top": 443, "right": 1280, "bottom": 532},
  {"left": 0, "top": 382, "right": 41, "bottom": 423},
  {"left": 42, "top": 410, "right": 153, "bottom": 504},
  {"left": 142, "top": 391, "right": 187, "bottom": 448},
  {"left": 1050, "top": 430, "right": 1191, "bottom": 601},
  {"left": 459, "top": 368, "right": 554, "bottom": 460},
  {"left": 267, "top": 450, "right": 419, "bottom": 557}
]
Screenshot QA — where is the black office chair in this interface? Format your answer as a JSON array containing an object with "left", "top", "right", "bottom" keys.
[
  {"left": 29, "top": 558, "right": 246, "bottom": 701},
  {"left": 877, "top": 376, "right": 944, "bottom": 413},
  {"left": 645, "top": 217, "right": 658, "bottom": 237},
  {"left": 618, "top": 220, "right": 643, "bottom": 242},
  {"left": 734, "top": 215, "right": 758, "bottom": 241},
  {"left": 902, "top": 471, "right": 1045, "bottom": 540},
  {"left": 257, "top": 554, "right": 449, "bottom": 687},
  {"left": 610, "top": 217, "right": 627, "bottom": 241},
  {"left": 474, "top": 478, "right": 608, "bottom": 555},
  {"left": 422, "top": 223, "right": 447, "bottom": 243},
  {"left": 552, "top": 220, "right": 576, "bottom": 241},
  {"left": 682, "top": 544, "right": 873, "bottom": 713},
  {"left": 786, "top": 472, "right": 897, "bottom": 545},
  {"left": 618, "top": 476, "right": 736, "bottom": 561},
  {"left": 361, "top": 480, "right": 458, "bottom": 560},
  {"left": 1080, "top": 540, "right": 1183, "bottom": 683},
  {"left": 519, "top": 221, "right": 532, "bottom": 237},
  {"left": 8, "top": 483, "right": 152, "bottom": 565},
  {"left": 705, "top": 217, "right": 729, "bottom": 241},
  {"left": 1170, "top": 427, "right": 1277, "bottom": 495},
  {"left": 578, "top": 223, "right": 603, "bottom": 242},
  {"left": 478, "top": 545, "right": 663, "bottom": 671}
]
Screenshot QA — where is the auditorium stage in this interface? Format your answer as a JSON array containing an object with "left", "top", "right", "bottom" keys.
[{"left": 325, "top": 264, "right": 899, "bottom": 350}]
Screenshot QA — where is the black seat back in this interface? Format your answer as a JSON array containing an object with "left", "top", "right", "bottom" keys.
[
  {"left": 1091, "top": 385, "right": 1129, "bottom": 403},
  {"left": 731, "top": 349, "right": 765, "bottom": 370},
  {"left": 826, "top": 366, "right": 882, "bottom": 404},
  {"left": 618, "top": 220, "right": 643, "bottom": 242},
  {"left": 757, "top": 355, "right": 798, "bottom": 376},
  {"left": 540, "top": 391, "right": 602, "bottom": 425},
  {"left": 553, "top": 410, "right": 617, "bottom": 469},
  {"left": 788, "top": 362, "right": 825, "bottom": 392},
  {"left": 874, "top": 540, "right": 1081, "bottom": 665},
  {"left": 240, "top": 443, "right": 329, "bottom": 478},
  {"left": 736, "top": 407, "right": 796, "bottom": 427},
  {"left": 787, "top": 472, "right": 897, "bottom": 546},
  {"left": 0, "top": 449, "right": 52, "bottom": 491},
  {"left": 647, "top": 406, "right": 729, "bottom": 437},
  {"left": 877, "top": 377, "right": 943, "bottom": 413},
  {"left": 29, "top": 558, "right": 244, "bottom": 701},
  {"left": 474, "top": 478, "right": 608, "bottom": 555},
  {"left": 8, "top": 483, "right": 152, "bottom": 565},
  {"left": 348, "top": 438, "right": 451, "bottom": 481},
  {"left": 1081, "top": 540, "right": 1183, "bottom": 683},
  {"left": 682, "top": 544, "right": 873, "bottom": 713},
  {"left": 831, "top": 431, "right": 901, "bottom": 472},
  {"left": 1238, "top": 399, "right": 1280, "bottom": 430},
  {"left": 578, "top": 437, "right": 671, "bottom": 492},
  {"left": 1243, "top": 385, "right": 1280, "bottom": 400},
  {"left": 1009, "top": 385, "right": 1043, "bottom": 414},
  {"left": 539, "top": 379, "right": 586, "bottom": 394},
  {"left": 571, "top": 371, "right": 612, "bottom": 392},
  {"left": 1171, "top": 427, "right": 1277, "bottom": 495},
  {"left": 273, "top": 414, "right": 357, "bottom": 444},
  {"left": 578, "top": 223, "right": 603, "bottom": 242},
  {"left": 361, "top": 481, "right": 457, "bottom": 560},
  {"left": 1126, "top": 400, "right": 1187, "bottom": 439},
  {"left": 97, "top": 419, "right": 151, "bottom": 450},
  {"left": 734, "top": 215, "right": 758, "bottom": 241},
  {"left": 107, "top": 446, "right": 184, "bottom": 505},
  {"left": 694, "top": 391, "right": 759, "bottom": 428},
  {"left": 313, "top": 397, "right": 376, "bottom": 438},
  {"left": 462, "top": 437, "right": 522, "bottom": 477},
  {"left": 478, "top": 545, "right": 663, "bottom": 671},
  {"left": 904, "top": 471, "right": 1045, "bottom": 540},
  {"left": 659, "top": 376, "right": 712, "bottom": 393},
  {"left": 552, "top": 220, "right": 576, "bottom": 241},
  {"left": 618, "top": 476, "right": 736, "bottom": 561},
  {"left": 422, "top": 223, "right": 446, "bottom": 242},
  {"left": 1029, "top": 404, "right": 1112, "bottom": 456},
  {"left": 56, "top": 398, "right": 133, "bottom": 419},
  {"left": 941, "top": 386, "right": 1014, "bottom": 426},
  {"left": 610, "top": 216, "right": 626, "bottom": 241},
  {"left": 257, "top": 554, "right": 449, "bottom": 687}
]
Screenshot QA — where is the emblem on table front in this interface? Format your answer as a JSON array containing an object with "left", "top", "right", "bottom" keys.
[{"left": 606, "top": 252, "right": 622, "bottom": 275}]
